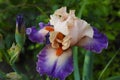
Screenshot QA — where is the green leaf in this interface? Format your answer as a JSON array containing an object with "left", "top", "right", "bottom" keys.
[
  {"left": 0, "top": 34, "right": 7, "bottom": 62},
  {"left": 6, "top": 72, "right": 22, "bottom": 80},
  {"left": 0, "top": 70, "right": 6, "bottom": 80},
  {"left": 0, "top": 33, "right": 4, "bottom": 49},
  {"left": 106, "top": 32, "right": 116, "bottom": 40},
  {"left": 98, "top": 49, "right": 120, "bottom": 80},
  {"left": 8, "top": 43, "right": 21, "bottom": 64},
  {"left": 78, "top": 0, "right": 87, "bottom": 18},
  {"left": 0, "top": 51, "right": 3, "bottom": 62},
  {"left": 105, "top": 76, "right": 120, "bottom": 80},
  {"left": 0, "top": 49, "right": 10, "bottom": 63},
  {"left": 9, "top": 0, "right": 25, "bottom": 5},
  {"left": 5, "top": 34, "right": 14, "bottom": 49}
]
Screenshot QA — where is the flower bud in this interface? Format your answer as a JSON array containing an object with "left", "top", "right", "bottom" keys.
[
  {"left": 16, "top": 15, "right": 25, "bottom": 33},
  {"left": 15, "top": 15, "right": 25, "bottom": 47}
]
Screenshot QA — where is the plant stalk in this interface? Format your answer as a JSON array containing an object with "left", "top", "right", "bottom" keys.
[
  {"left": 82, "top": 51, "right": 93, "bottom": 80},
  {"left": 73, "top": 46, "right": 80, "bottom": 80}
]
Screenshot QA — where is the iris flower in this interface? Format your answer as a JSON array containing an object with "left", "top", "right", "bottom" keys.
[{"left": 26, "top": 7, "right": 108, "bottom": 80}]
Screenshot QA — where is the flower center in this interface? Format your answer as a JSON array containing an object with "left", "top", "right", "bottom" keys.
[
  {"left": 45, "top": 26, "right": 71, "bottom": 56},
  {"left": 56, "top": 32, "right": 65, "bottom": 40},
  {"left": 49, "top": 31, "right": 65, "bottom": 56},
  {"left": 49, "top": 31, "right": 71, "bottom": 56},
  {"left": 55, "top": 32, "right": 65, "bottom": 56}
]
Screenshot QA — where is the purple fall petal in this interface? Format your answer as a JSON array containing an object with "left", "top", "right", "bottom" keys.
[
  {"left": 93, "top": 28, "right": 108, "bottom": 48},
  {"left": 26, "top": 27, "right": 45, "bottom": 43},
  {"left": 26, "top": 22, "right": 52, "bottom": 43},
  {"left": 36, "top": 45, "right": 73, "bottom": 80},
  {"left": 78, "top": 27, "right": 108, "bottom": 53},
  {"left": 39, "top": 22, "right": 45, "bottom": 29},
  {"left": 39, "top": 22, "right": 51, "bottom": 29}
]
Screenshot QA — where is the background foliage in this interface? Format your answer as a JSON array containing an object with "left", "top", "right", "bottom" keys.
[{"left": 0, "top": 0, "right": 120, "bottom": 80}]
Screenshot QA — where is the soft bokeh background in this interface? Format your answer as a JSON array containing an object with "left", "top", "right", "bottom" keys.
[{"left": 0, "top": 0, "right": 120, "bottom": 80}]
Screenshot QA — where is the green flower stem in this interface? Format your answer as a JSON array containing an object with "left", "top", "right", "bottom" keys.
[
  {"left": 46, "top": 76, "right": 50, "bottom": 80},
  {"left": 82, "top": 51, "right": 93, "bottom": 80},
  {"left": 73, "top": 46, "right": 80, "bottom": 80}
]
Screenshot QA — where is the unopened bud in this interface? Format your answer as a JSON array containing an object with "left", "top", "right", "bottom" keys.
[{"left": 15, "top": 15, "right": 25, "bottom": 47}]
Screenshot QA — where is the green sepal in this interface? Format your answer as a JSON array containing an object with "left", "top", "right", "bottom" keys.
[{"left": 15, "top": 32, "right": 25, "bottom": 48}]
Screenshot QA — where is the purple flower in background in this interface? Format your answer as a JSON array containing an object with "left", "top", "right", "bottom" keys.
[{"left": 26, "top": 7, "right": 108, "bottom": 80}]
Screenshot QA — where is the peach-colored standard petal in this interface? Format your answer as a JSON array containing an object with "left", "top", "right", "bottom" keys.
[
  {"left": 50, "top": 7, "right": 93, "bottom": 46},
  {"left": 69, "top": 19, "right": 93, "bottom": 46}
]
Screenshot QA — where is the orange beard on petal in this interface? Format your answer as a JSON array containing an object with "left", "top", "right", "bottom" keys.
[
  {"left": 55, "top": 32, "right": 65, "bottom": 56},
  {"left": 56, "top": 47, "right": 63, "bottom": 56},
  {"left": 45, "top": 26, "right": 54, "bottom": 32}
]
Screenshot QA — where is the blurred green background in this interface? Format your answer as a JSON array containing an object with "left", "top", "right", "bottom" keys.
[{"left": 0, "top": 0, "right": 120, "bottom": 80}]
